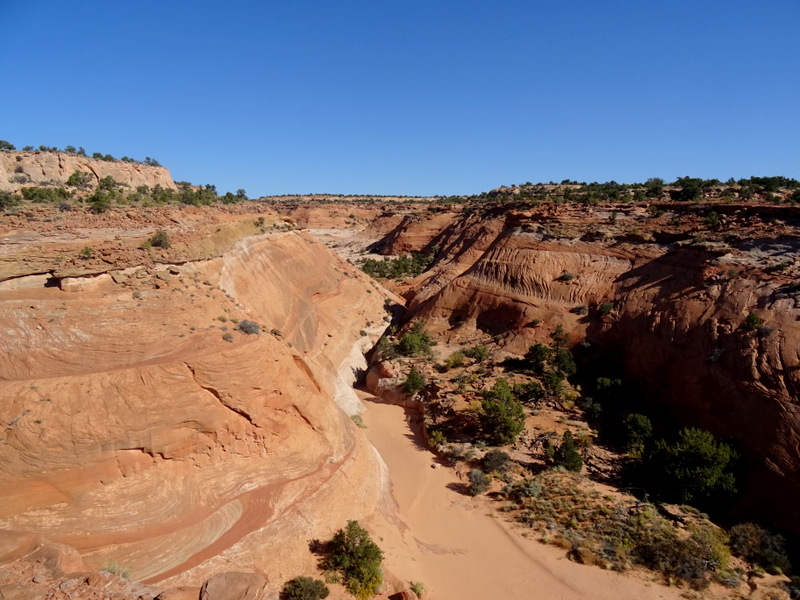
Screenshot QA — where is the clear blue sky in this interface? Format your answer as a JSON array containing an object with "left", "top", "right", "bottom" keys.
[{"left": 2, "top": 1, "right": 798, "bottom": 196}]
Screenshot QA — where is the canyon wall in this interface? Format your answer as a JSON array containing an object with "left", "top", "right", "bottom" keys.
[
  {"left": 384, "top": 204, "right": 800, "bottom": 532},
  {"left": 0, "top": 213, "right": 390, "bottom": 590},
  {"left": 0, "top": 151, "right": 177, "bottom": 192}
]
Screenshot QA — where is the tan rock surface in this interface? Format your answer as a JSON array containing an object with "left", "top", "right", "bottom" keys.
[
  {"left": 0, "top": 151, "right": 176, "bottom": 192},
  {"left": 0, "top": 205, "right": 391, "bottom": 592}
]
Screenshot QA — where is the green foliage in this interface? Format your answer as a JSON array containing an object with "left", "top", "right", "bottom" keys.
[
  {"left": 480, "top": 378, "right": 526, "bottom": 445},
  {"left": 641, "top": 428, "right": 737, "bottom": 505},
  {"left": 552, "top": 348, "right": 576, "bottom": 377},
  {"left": 281, "top": 577, "right": 329, "bottom": 600},
  {"left": 0, "top": 140, "right": 16, "bottom": 151},
  {"left": 524, "top": 343, "right": 551, "bottom": 375},
  {"left": 743, "top": 311, "right": 764, "bottom": 331},
  {"left": 644, "top": 177, "right": 664, "bottom": 197},
  {"left": 87, "top": 189, "right": 113, "bottom": 213},
  {"left": 482, "top": 449, "right": 511, "bottom": 473},
  {"left": 463, "top": 344, "right": 489, "bottom": 362},
  {"left": 513, "top": 380, "right": 544, "bottom": 404},
  {"left": 443, "top": 351, "right": 465, "bottom": 369},
  {"left": 328, "top": 521, "right": 383, "bottom": 600},
  {"left": 79, "top": 246, "right": 93, "bottom": 259},
  {"left": 622, "top": 413, "right": 653, "bottom": 452},
  {"left": 409, "top": 581, "right": 425, "bottom": 597},
  {"left": 66, "top": 170, "right": 93, "bottom": 187},
  {"left": 552, "top": 430, "right": 583, "bottom": 471},
  {"left": 20, "top": 186, "right": 72, "bottom": 203},
  {"left": 598, "top": 302, "right": 615, "bottom": 316},
  {"left": 705, "top": 211, "right": 720, "bottom": 228},
  {"left": 468, "top": 469, "right": 491, "bottom": 496},
  {"left": 358, "top": 252, "right": 433, "bottom": 279},
  {"left": 149, "top": 229, "right": 171, "bottom": 248},
  {"left": 0, "top": 190, "right": 20, "bottom": 209},
  {"left": 396, "top": 322, "right": 434, "bottom": 357},
  {"left": 729, "top": 523, "right": 791, "bottom": 574},
  {"left": 550, "top": 324, "right": 569, "bottom": 348},
  {"left": 98, "top": 175, "right": 119, "bottom": 191},
  {"left": 404, "top": 367, "right": 426, "bottom": 396}
]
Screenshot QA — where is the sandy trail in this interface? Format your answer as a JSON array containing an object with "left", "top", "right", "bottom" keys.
[{"left": 360, "top": 399, "right": 684, "bottom": 600}]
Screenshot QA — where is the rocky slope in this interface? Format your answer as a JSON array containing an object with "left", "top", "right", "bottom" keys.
[
  {"left": 0, "top": 204, "right": 391, "bottom": 593},
  {"left": 0, "top": 151, "right": 176, "bottom": 192},
  {"left": 371, "top": 201, "right": 800, "bottom": 534}
]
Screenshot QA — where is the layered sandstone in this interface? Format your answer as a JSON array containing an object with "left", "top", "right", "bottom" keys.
[
  {"left": 0, "top": 205, "right": 391, "bottom": 591},
  {"left": 0, "top": 151, "right": 177, "bottom": 192},
  {"left": 370, "top": 202, "right": 800, "bottom": 533}
]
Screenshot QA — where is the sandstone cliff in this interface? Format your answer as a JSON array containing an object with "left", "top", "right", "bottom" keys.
[
  {"left": 0, "top": 151, "right": 177, "bottom": 192},
  {"left": 0, "top": 206, "right": 390, "bottom": 590}
]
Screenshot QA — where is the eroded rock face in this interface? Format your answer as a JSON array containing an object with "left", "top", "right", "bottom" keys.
[
  {"left": 0, "top": 151, "right": 177, "bottom": 192},
  {"left": 0, "top": 213, "right": 390, "bottom": 590},
  {"left": 382, "top": 204, "right": 800, "bottom": 533}
]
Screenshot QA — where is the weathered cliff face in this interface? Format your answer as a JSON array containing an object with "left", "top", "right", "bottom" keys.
[
  {"left": 0, "top": 208, "right": 390, "bottom": 589},
  {"left": 0, "top": 151, "right": 176, "bottom": 191},
  {"left": 379, "top": 203, "right": 800, "bottom": 532}
]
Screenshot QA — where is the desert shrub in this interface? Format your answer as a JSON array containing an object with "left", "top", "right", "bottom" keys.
[
  {"left": 222, "top": 332, "right": 234, "bottom": 342},
  {"left": 404, "top": 367, "right": 426, "bottom": 396},
  {"left": 557, "top": 272, "right": 575, "bottom": 282},
  {"left": 20, "top": 186, "right": 72, "bottom": 203},
  {"left": 480, "top": 378, "right": 526, "bottom": 445},
  {"left": 87, "top": 189, "right": 113, "bottom": 213},
  {"left": 396, "top": 322, "right": 434, "bottom": 357},
  {"left": 149, "top": 229, "right": 171, "bottom": 248},
  {"left": 598, "top": 302, "right": 615, "bottom": 316},
  {"left": 729, "top": 523, "right": 791, "bottom": 574},
  {"left": 743, "top": 311, "right": 763, "bottom": 331},
  {"left": 66, "top": 170, "right": 93, "bottom": 187},
  {"left": 483, "top": 449, "right": 511, "bottom": 474},
  {"left": 513, "top": 380, "right": 544, "bottom": 404},
  {"left": 281, "top": 576, "right": 329, "bottom": 600},
  {"left": 409, "top": 581, "right": 425, "bottom": 597},
  {"left": 468, "top": 469, "right": 491, "bottom": 496},
  {"left": 327, "top": 521, "right": 383, "bottom": 600},
  {"left": 443, "top": 351, "right": 465, "bottom": 369},
  {"left": 236, "top": 320, "right": 261, "bottom": 335},
  {"left": 552, "top": 430, "right": 583, "bottom": 472},
  {"left": 622, "top": 413, "right": 653, "bottom": 452},
  {"left": 0, "top": 190, "right": 20, "bottom": 210},
  {"left": 640, "top": 428, "right": 737, "bottom": 506},
  {"left": 524, "top": 343, "right": 551, "bottom": 374},
  {"left": 358, "top": 253, "right": 433, "bottom": 279},
  {"left": 579, "top": 397, "right": 603, "bottom": 420},
  {"left": 98, "top": 176, "right": 119, "bottom": 191},
  {"left": 463, "top": 344, "right": 490, "bottom": 361},
  {"left": 79, "top": 246, "right": 93, "bottom": 259}
]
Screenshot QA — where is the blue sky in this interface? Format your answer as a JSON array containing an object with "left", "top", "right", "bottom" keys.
[{"left": 2, "top": 1, "right": 798, "bottom": 196}]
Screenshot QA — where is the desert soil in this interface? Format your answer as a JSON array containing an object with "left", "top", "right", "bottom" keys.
[{"left": 359, "top": 396, "right": 686, "bottom": 600}]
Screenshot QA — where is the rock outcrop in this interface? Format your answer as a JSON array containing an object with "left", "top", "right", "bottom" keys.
[
  {"left": 0, "top": 151, "right": 176, "bottom": 192},
  {"left": 373, "top": 203, "right": 800, "bottom": 533},
  {"left": 0, "top": 205, "right": 391, "bottom": 592}
]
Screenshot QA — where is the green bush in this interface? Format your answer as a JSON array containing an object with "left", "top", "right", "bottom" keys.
[
  {"left": 397, "top": 322, "right": 434, "bottom": 357},
  {"left": 743, "top": 311, "right": 764, "bottom": 331},
  {"left": 66, "top": 170, "right": 93, "bottom": 187},
  {"left": 552, "top": 430, "right": 582, "bottom": 471},
  {"left": 729, "top": 523, "right": 791, "bottom": 574},
  {"left": 149, "top": 229, "right": 171, "bottom": 248},
  {"left": 404, "top": 367, "right": 426, "bottom": 396},
  {"left": 480, "top": 378, "right": 526, "bottom": 445},
  {"left": 236, "top": 320, "right": 261, "bottom": 335},
  {"left": 328, "top": 521, "right": 383, "bottom": 600},
  {"left": 281, "top": 577, "right": 329, "bottom": 600},
  {"left": 443, "top": 351, "right": 466, "bottom": 369},
  {"left": 20, "top": 186, "right": 72, "bottom": 203},
  {"left": 468, "top": 469, "right": 490, "bottom": 496},
  {"left": 0, "top": 191, "right": 20, "bottom": 210},
  {"left": 640, "top": 428, "right": 737, "bottom": 505},
  {"left": 622, "top": 413, "right": 653, "bottom": 452},
  {"left": 463, "top": 345, "right": 489, "bottom": 362},
  {"left": 482, "top": 449, "right": 511, "bottom": 473}
]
